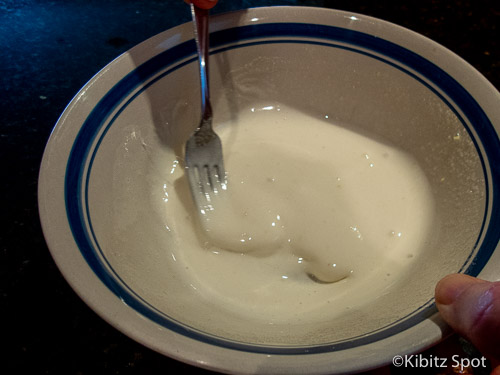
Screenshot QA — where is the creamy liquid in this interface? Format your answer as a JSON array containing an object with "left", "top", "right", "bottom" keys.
[{"left": 161, "top": 104, "right": 434, "bottom": 322}]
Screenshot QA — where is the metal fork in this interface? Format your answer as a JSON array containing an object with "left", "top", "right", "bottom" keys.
[{"left": 185, "top": 4, "right": 227, "bottom": 213}]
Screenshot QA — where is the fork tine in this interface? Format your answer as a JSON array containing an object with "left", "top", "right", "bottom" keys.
[
  {"left": 187, "top": 165, "right": 209, "bottom": 211},
  {"left": 200, "top": 165, "right": 213, "bottom": 200},
  {"left": 212, "top": 164, "right": 227, "bottom": 193},
  {"left": 185, "top": 159, "right": 227, "bottom": 213}
]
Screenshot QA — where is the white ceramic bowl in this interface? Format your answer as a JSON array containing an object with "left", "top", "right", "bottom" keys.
[{"left": 39, "top": 6, "right": 500, "bottom": 374}]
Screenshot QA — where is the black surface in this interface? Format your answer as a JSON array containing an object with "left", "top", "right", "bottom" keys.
[{"left": 1, "top": 0, "right": 498, "bottom": 374}]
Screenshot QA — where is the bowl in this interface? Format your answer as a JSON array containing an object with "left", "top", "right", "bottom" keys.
[{"left": 38, "top": 6, "right": 500, "bottom": 374}]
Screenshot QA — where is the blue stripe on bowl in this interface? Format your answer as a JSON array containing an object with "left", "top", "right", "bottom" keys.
[{"left": 64, "top": 22, "right": 500, "bottom": 354}]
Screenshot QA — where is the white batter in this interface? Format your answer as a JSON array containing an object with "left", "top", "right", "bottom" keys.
[{"left": 159, "top": 104, "right": 434, "bottom": 322}]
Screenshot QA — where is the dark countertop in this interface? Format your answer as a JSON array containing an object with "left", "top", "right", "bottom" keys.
[{"left": 1, "top": 0, "right": 498, "bottom": 374}]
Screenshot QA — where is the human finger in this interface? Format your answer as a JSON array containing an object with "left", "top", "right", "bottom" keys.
[{"left": 435, "top": 273, "right": 500, "bottom": 360}]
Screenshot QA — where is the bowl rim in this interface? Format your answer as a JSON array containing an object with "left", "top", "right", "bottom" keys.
[{"left": 38, "top": 5, "right": 500, "bottom": 374}]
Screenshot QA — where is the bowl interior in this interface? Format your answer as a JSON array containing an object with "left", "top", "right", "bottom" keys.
[{"left": 83, "top": 37, "right": 487, "bottom": 347}]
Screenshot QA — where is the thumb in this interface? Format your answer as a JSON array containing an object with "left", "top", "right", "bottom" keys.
[
  {"left": 435, "top": 274, "right": 500, "bottom": 360},
  {"left": 185, "top": 0, "right": 218, "bottom": 10}
]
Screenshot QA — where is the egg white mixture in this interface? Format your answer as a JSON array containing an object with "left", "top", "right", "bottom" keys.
[{"left": 159, "top": 104, "right": 434, "bottom": 322}]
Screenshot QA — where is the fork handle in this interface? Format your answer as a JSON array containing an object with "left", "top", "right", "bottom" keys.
[{"left": 191, "top": 4, "right": 213, "bottom": 123}]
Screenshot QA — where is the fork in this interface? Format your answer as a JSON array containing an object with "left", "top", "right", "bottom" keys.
[{"left": 185, "top": 4, "right": 227, "bottom": 214}]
